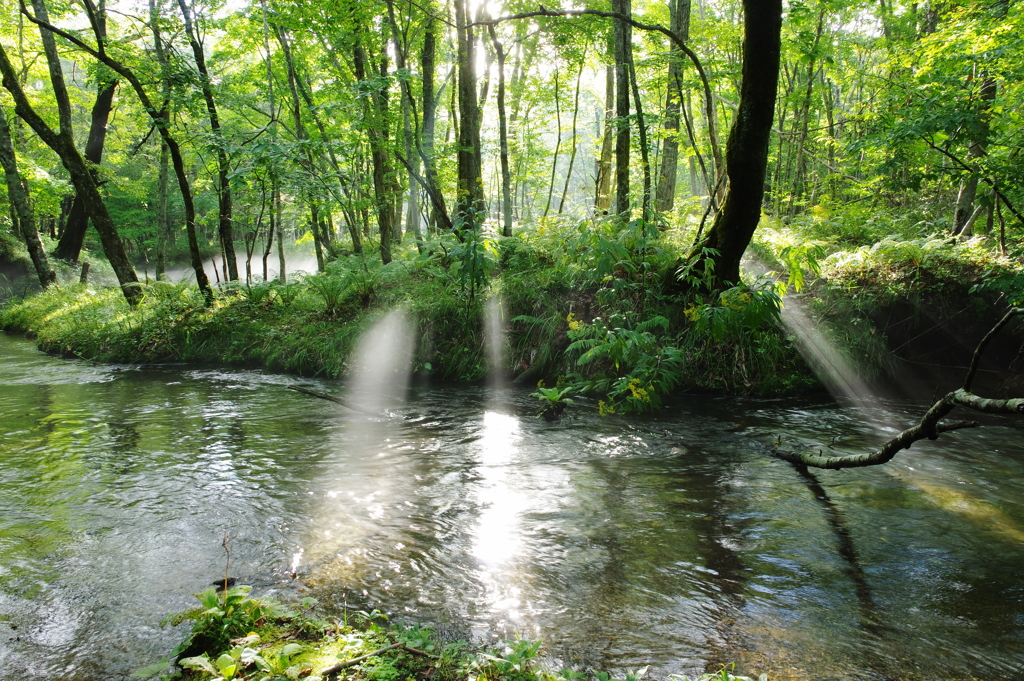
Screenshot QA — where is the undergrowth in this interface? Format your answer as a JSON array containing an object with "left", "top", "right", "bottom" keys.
[{"left": 1, "top": 220, "right": 817, "bottom": 403}]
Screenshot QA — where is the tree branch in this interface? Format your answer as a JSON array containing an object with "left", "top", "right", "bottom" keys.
[
  {"left": 772, "top": 309, "right": 1024, "bottom": 469},
  {"left": 922, "top": 137, "right": 1024, "bottom": 227}
]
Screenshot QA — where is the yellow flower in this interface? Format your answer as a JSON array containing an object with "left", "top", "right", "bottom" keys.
[
  {"left": 720, "top": 290, "right": 752, "bottom": 311},
  {"left": 566, "top": 312, "right": 583, "bottom": 332},
  {"left": 627, "top": 378, "right": 651, "bottom": 402},
  {"left": 598, "top": 400, "right": 616, "bottom": 416},
  {"left": 536, "top": 379, "right": 546, "bottom": 389},
  {"left": 683, "top": 306, "right": 700, "bottom": 322}
]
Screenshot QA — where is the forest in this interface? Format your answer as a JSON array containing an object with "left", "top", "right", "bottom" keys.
[{"left": 1, "top": 0, "right": 1024, "bottom": 679}]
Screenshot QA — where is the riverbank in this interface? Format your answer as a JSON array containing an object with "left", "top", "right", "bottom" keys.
[
  {"left": 3, "top": 221, "right": 1021, "bottom": 407},
  {"left": 0, "top": 228, "right": 818, "bottom": 407}
]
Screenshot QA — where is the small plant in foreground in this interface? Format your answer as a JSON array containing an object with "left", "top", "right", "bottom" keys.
[
  {"left": 668, "top": 663, "right": 767, "bottom": 681},
  {"left": 531, "top": 382, "right": 575, "bottom": 421}
]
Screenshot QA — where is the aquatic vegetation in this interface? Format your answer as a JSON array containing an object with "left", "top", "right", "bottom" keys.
[{"left": 136, "top": 588, "right": 768, "bottom": 681}]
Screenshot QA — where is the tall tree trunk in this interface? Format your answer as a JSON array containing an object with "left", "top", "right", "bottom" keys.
[
  {"left": 275, "top": 179, "right": 286, "bottom": 282},
  {"left": 454, "top": 0, "right": 484, "bottom": 229},
  {"left": 558, "top": 60, "right": 585, "bottom": 214},
  {"left": 420, "top": 16, "right": 441, "bottom": 234},
  {"left": 612, "top": 0, "right": 632, "bottom": 218},
  {"left": 384, "top": 0, "right": 422, "bottom": 251},
  {"left": 595, "top": 62, "right": 614, "bottom": 212},
  {"left": 655, "top": 0, "right": 691, "bottom": 214},
  {"left": 543, "top": 65, "right": 562, "bottom": 219},
  {"left": 175, "top": 0, "right": 237, "bottom": 281},
  {"left": 309, "top": 202, "right": 325, "bottom": 273},
  {"left": 692, "top": 0, "right": 782, "bottom": 290},
  {"left": 0, "top": 104, "right": 55, "bottom": 288},
  {"left": 155, "top": 139, "right": 169, "bottom": 280},
  {"left": 488, "top": 24, "right": 513, "bottom": 236},
  {"left": 628, "top": 56, "right": 652, "bottom": 223},
  {"left": 353, "top": 35, "right": 397, "bottom": 264}
]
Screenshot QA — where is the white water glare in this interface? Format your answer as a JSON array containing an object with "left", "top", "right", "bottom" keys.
[
  {"left": 485, "top": 296, "right": 506, "bottom": 390},
  {"left": 346, "top": 309, "right": 415, "bottom": 414}
]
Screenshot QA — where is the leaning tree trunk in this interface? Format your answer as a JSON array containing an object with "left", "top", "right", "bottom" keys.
[
  {"left": 0, "top": 42, "right": 140, "bottom": 305},
  {"left": 691, "top": 0, "right": 782, "bottom": 290},
  {"left": 0, "top": 104, "right": 55, "bottom": 288},
  {"left": 176, "top": 0, "right": 237, "bottom": 281},
  {"left": 52, "top": 0, "right": 116, "bottom": 262}
]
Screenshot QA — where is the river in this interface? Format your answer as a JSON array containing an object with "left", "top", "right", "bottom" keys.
[{"left": 1, "top": 331, "right": 1022, "bottom": 680}]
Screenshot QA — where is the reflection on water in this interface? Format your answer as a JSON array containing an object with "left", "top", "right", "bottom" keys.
[{"left": 2, "top": 332, "right": 1024, "bottom": 680}]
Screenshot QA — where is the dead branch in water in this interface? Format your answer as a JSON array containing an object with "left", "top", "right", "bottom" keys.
[
  {"left": 287, "top": 386, "right": 377, "bottom": 416},
  {"left": 772, "top": 308, "right": 1024, "bottom": 469}
]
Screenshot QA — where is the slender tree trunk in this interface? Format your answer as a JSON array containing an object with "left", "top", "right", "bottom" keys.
[
  {"left": 420, "top": 17, "right": 441, "bottom": 234},
  {"left": 175, "top": 0, "right": 237, "bottom": 281},
  {"left": 558, "top": 61, "right": 585, "bottom": 214},
  {"left": 543, "top": 65, "right": 562, "bottom": 219},
  {"left": 275, "top": 180, "right": 286, "bottom": 282},
  {"left": 155, "top": 139, "right": 169, "bottom": 280},
  {"left": 655, "top": 0, "right": 691, "bottom": 214},
  {"left": 613, "top": 0, "right": 632, "bottom": 218},
  {"left": 309, "top": 203, "right": 325, "bottom": 272},
  {"left": 595, "top": 63, "right": 614, "bottom": 212},
  {"left": 628, "top": 56, "right": 652, "bottom": 223},
  {"left": 488, "top": 25, "right": 513, "bottom": 236},
  {"left": 353, "top": 33, "right": 396, "bottom": 263},
  {"left": 0, "top": 104, "right": 55, "bottom": 288},
  {"left": 692, "top": 0, "right": 782, "bottom": 290}
]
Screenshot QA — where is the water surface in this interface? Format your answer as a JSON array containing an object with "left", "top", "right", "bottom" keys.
[{"left": 1, "top": 332, "right": 1023, "bottom": 680}]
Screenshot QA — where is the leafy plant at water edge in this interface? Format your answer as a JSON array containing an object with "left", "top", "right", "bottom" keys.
[
  {"left": 530, "top": 383, "right": 575, "bottom": 421},
  {"left": 566, "top": 313, "right": 684, "bottom": 414},
  {"left": 668, "top": 663, "right": 767, "bottom": 681},
  {"left": 684, "top": 279, "right": 783, "bottom": 343}
]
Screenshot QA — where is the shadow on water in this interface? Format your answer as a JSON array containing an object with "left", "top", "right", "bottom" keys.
[{"left": 790, "top": 464, "right": 882, "bottom": 635}]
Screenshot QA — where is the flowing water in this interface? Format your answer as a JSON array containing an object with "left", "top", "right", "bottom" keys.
[{"left": 2, "top": 331, "right": 1024, "bottom": 680}]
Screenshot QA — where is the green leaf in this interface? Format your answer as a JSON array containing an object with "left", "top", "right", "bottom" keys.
[{"left": 180, "top": 655, "right": 218, "bottom": 675}]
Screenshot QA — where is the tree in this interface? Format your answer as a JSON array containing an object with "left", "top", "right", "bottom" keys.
[
  {"left": 0, "top": 36, "right": 142, "bottom": 306},
  {"left": 691, "top": 0, "right": 783, "bottom": 290},
  {"left": 176, "top": 0, "right": 238, "bottom": 281},
  {"left": 50, "top": 0, "right": 117, "bottom": 263},
  {"left": 0, "top": 104, "right": 55, "bottom": 288}
]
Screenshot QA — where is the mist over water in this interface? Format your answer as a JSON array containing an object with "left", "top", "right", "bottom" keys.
[{"left": 1, "top": 332, "right": 1023, "bottom": 680}]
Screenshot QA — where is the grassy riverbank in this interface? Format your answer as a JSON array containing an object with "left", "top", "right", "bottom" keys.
[
  {"left": 0, "top": 223, "right": 817, "bottom": 409},
  {"left": 135, "top": 584, "right": 766, "bottom": 681},
  {"left": 3, "top": 215, "right": 1021, "bottom": 407}
]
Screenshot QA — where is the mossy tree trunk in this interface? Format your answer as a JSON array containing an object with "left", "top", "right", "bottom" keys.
[{"left": 0, "top": 104, "right": 55, "bottom": 288}]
